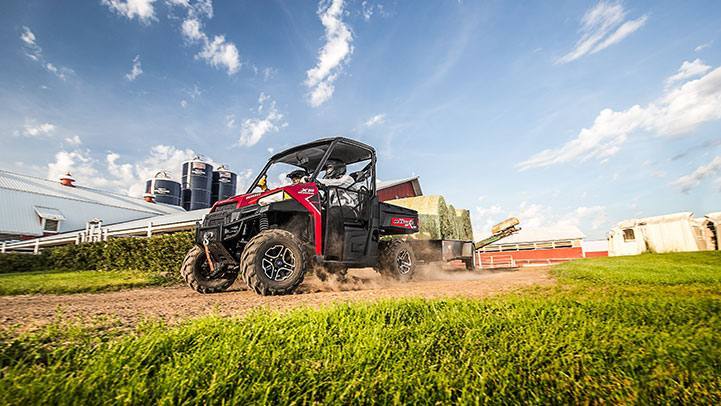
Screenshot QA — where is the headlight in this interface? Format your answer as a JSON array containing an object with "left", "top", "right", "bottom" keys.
[{"left": 258, "top": 191, "right": 291, "bottom": 206}]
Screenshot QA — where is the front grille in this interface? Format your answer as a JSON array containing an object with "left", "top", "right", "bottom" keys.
[
  {"left": 214, "top": 203, "right": 236, "bottom": 212},
  {"left": 204, "top": 212, "right": 227, "bottom": 227}
]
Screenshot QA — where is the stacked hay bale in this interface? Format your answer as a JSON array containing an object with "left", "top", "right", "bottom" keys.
[{"left": 387, "top": 195, "right": 473, "bottom": 241}]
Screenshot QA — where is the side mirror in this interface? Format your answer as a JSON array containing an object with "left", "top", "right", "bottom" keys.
[{"left": 256, "top": 175, "right": 268, "bottom": 192}]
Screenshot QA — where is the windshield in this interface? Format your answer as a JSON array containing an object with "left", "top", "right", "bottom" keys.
[
  {"left": 246, "top": 139, "right": 376, "bottom": 193},
  {"left": 248, "top": 162, "right": 306, "bottom": 193}
]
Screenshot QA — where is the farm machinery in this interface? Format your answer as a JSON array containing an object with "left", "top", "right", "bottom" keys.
[
  {"left": 182, "top": 137, "right": 521, "bottom": 296},
  {"left": 182, "top": 137, "right": 421, "bottom": 295}
]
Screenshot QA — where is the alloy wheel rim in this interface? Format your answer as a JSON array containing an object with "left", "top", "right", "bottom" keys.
[
  {"left": 262, "top": 244, "right": 296, "bottom": 281},
  {"left": 396, "top": 249, "right": 412, "bottom": 275}
]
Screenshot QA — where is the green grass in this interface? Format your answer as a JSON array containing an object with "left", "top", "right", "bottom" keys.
[
  {"left": 555, "top": 251, "right": 721, "bottom": 286},
  {"left": 0, "top": 270, "right": 166, "bottom": 295},
  {"left": 1, "top": 251, "right": 720, "bottom": 404}
]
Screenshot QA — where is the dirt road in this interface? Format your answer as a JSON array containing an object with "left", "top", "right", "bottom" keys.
[{"left": 0, "top": 267, "right": 552, "bottom": 330}]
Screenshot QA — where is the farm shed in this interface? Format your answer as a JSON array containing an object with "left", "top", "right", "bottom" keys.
[
  {"left": 377, "top": 177, "right": 422, "bottom": 202},
  {"left": 608, "top": 211, "right": 719, "bottom": 256},
  {"left": 0, "top": 169, "right": 184, "bottom": 242},
  {"left": 476, "top": 225, "right": 587, "bottom": 268}
]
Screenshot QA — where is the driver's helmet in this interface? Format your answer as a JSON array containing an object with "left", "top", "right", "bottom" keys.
[
  {"left": 287, "top": 169, "right": 307, "bottom": 184},
  {"left": 323, "top": 159, "right": 346, "bottom": 179}
]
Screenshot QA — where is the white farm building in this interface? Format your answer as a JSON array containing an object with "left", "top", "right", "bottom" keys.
[{"left": 609, "top": 211, "right": 719, "bottom": 256}]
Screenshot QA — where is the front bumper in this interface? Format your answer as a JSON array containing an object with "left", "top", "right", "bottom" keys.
[{"left": 195, "top": 204, "right": 263, "bottom": 245}]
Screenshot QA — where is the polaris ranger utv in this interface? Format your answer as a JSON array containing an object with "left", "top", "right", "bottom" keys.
[{"left": 182, "top": 137, "right": 420, "bottom": 296}]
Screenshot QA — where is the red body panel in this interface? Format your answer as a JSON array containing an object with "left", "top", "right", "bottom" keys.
[
  {"left": 390, "top": 217, "right": 417, "bottom": 229},
  {"left": 212, "top": 182, "right": 324, "bottom": 255}
]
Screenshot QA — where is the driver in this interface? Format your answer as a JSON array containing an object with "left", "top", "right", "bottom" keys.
[
  {"left": 316, "top": 159, "right": 354, "bottom": 188},
  {"left": 316, "top": 159, "right": 357, "bottom": 260},
  {"left": 287, "top": 169, "right": 307, "bottom": 185}
]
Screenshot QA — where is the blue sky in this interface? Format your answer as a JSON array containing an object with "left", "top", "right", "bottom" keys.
[{"left": 1, "top": 0, "right": 720, "bottom": 239}]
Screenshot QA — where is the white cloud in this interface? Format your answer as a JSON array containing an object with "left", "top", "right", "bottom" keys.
[
  {"left": 172, "top": 3, "right": 240, "bottom": 75},
  {"left": 23, "top": 122, "right": 56, "bottom": 137},
  {"left": 305, "top": 0, "right": 353, "bottom": 107},
  {"left": 225, "top": 114, "right": 236, "bottom": 129},
  {"left": 64, "top": 135, "right": 82, "bottom": 146},
  {"left": 180, "top": 99, "right": 188, "bottom": 108},
  {"left": 519, "top": 62, "right": 721, "bottom": 170},
  {"left": 19, "top": 26, "right": 73, "bottom": 80},
  {"left": 46, "top": 144, "right": 235, "bottom": 197},
  {"left": 20, "top": 26, "right": 36, "bottom": 47},
  {"left": 360, "top": 1, "right": 387, "bottom": 21},
  {"left": 181, "top": 18, "right": 205, "bottom": 42},
  {"left": 472, "top": 201, "right": 607, "bottom": 240},
  {"left": 125, "top": 55, "right": 143, "bottom": 81},
  {"left": 262, "top": 67, "right": 277, "bottom": 81},
  {"left": 364, "top": 114, "right": 386, "bottom": 127},
  {"left": 665, "top": 58, "right": 711, "bottom": 87},
  {"left": 101, "top": 0, "right": 157, "bottom": 24},
  {"left": 195, "top": 35, "right": 240, "bottom": 75},
  {"left": 557, "top": 1, "right": 647, "bottom": 64},
  {"left": 672, "top": 155, "right": 721, "bottom": 192},
  {"left": 695, "top": 41, "right": 712, "bottom": 52},
  {"left": 102, "top": 0, "right": 240, "bottom": 75},
  {"left": 238, "top": 94, "right": 287, "bottom": 147}
]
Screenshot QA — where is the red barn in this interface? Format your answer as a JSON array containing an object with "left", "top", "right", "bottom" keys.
[
  {"left": 377, "top": 177, "right": 423, "bottom": 202},
  {"left": 476, "top": 226, "right": 588, "bottom": 268}
]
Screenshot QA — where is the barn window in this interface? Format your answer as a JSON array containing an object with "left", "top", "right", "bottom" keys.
[
  {"left": 623, "top": 229, "right": 635, "bottom": 242},
  {"left": 34, "top": 206, "right": 65, "bottom": 234},
  {"left": 43, "top": 219, "right": 59, "bottom": 232}
]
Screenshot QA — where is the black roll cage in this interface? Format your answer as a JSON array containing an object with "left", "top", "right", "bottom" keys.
[{"left": 246, "top": 137, "right": 378, "bottom": 196}]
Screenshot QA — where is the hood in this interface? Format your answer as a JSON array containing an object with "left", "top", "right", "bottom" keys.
[{"left": 211, "top": 182, "right": 320, "bottom": 211}]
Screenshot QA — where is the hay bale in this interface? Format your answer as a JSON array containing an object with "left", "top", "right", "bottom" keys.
[
  {"left": 387, "top": 195, "right": 470, "bottom": 240},
  {"left": 387, "top": 195, "right": 448, "bottom": 240},
  {"left": 455, "top": 208, "right": 474, "bottom": 241}
]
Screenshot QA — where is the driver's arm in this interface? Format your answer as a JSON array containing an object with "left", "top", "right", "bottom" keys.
[{"left": 316, "top": 175, "right": 353, "bottom": 188}]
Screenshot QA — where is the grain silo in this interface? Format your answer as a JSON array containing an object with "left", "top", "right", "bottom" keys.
[
  {"left": 144, "top": 171, "right": 181, "bottom": 206},
  {"left": 181, "top": 157, "right": 213, "bottom": 210},
  {"left": 211, "top": 165, "right": 237, "bottom": 205}
]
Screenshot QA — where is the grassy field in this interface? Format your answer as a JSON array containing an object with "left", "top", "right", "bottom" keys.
[
  {"left": 1, "top": 251, "right": 720, "bottom": 403},
  {"left": 0, "top": 270, "right": 166, "bottom": 295}
]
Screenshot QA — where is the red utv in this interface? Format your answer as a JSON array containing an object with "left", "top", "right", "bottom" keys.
[{"left": 181, "top": 137, "right": 420, "bottom": 295}]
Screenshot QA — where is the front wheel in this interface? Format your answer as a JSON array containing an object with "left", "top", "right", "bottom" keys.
[
  {"left": 241, "top": 229, "right": 308, "bottom": 296},
  {"left": 377, "top": 239, "right": 416, "bottom": 282},
  {"left": 181, "top": 245, "right": 238, "bottom": 293}
]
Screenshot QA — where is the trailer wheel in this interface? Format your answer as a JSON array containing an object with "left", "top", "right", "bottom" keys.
[
  {"left": 181, "top": 245, "right": 238, "bottom": 294},
  {"left": 241, "top": 229, "right": 307, "bottom": 296},
  {"left": 463, "top": 258, "right": 476, "bottom": 271},
  {"left": 378, "top": 239, "right": 416, "bottom": 282}
]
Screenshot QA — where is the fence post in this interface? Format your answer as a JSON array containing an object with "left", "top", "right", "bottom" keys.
[
  {"left": 147, "top": 222, "right": 153, "bottom": 238},
  {"left": 1, "top": 242, "right": 5, "bottom": 253},
  {"left": 33, "top": 239, "right": 40, "bottom": 255}
]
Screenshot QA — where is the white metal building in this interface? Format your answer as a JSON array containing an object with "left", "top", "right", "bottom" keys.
[
  {"left": 608, "top": 211, "right": 719, "bottom": 256},
  {"left": 0, "top": 169, "right": 184, "bottom": 241}
]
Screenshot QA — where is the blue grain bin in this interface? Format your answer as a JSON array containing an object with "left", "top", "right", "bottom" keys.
[
  {"left": 181, "top": 158, "right": 213, "bottom": 210},
  {"left": 144, "top": 172, "right": 181, "bottom": 206},
  {"left": 211, "top": 165, "right": 238, "bottom": 205}
]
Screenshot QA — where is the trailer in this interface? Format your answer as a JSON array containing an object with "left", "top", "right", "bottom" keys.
[{"left": 406, "top": 217, "right": 521, "bottom": 270}]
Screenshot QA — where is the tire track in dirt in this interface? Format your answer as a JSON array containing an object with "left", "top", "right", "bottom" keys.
[{"left": 0, "top": 267, "right": 553, "bottom": 330}]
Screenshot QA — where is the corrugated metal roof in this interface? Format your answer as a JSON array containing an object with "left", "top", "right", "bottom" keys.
[
  {"left": 0, "top": 170, "right": 184, "bottom": 237},
  {"left": 0, "top": 170, "right": 183, "bottom": 215},
  {"left": 377, "top": 176, "right": 420, "bottom": 190},
  {"left": 104, "top": 208, "right": 209, "bottom": 232}
]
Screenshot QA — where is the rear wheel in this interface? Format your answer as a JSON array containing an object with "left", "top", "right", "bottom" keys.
[
  {"left": 378, "top": 239, "right": 416, "bottom": 282},
  {"left": 241, "top": 229, "right": 308, "bottom": 296},
  {"left": 181, "top": 245, "right": 238, "bottom": 293}
]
